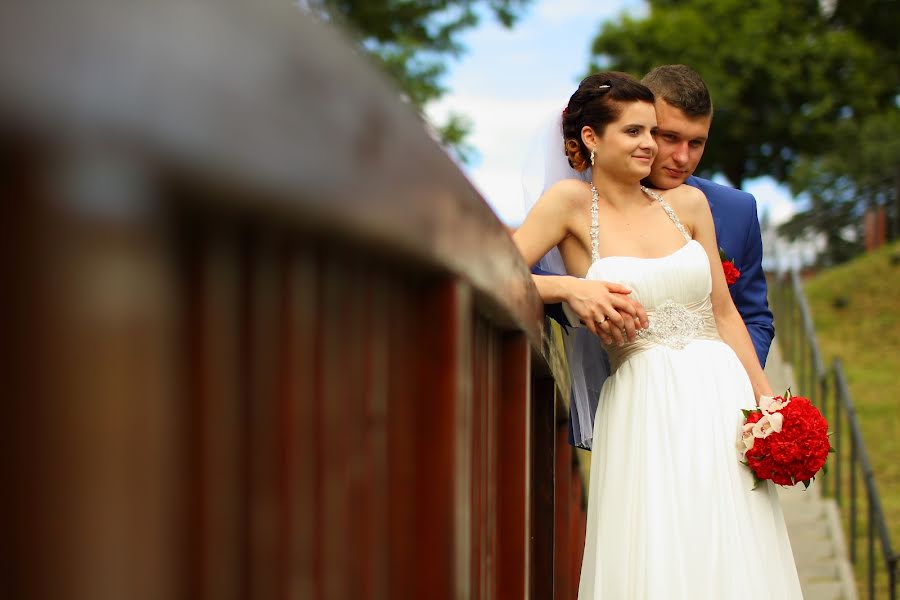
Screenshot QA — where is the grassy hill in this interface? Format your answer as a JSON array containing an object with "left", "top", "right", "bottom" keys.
[{"left": 801, "top": 240, "right": 900, "bottom": 593}]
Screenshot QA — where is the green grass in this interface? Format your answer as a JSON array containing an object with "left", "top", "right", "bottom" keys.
[{"left": 797, "top": 240, "right": 900, "bottom": 596}]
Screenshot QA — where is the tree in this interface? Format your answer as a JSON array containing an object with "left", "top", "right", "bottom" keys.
[
  {"left": 777, "top": 0, "right": 900, "bottom": 255},
  {"left": 829, "top": 0, "right": 900, "bottom": 68},
  {"left": 779, "top": 109, "right": 900, "bottom": 264},
  {"left": 587, "top": 0, "right": 896, "bottom": 189},
  {"left": 303, "top": 0, "right": 532, "bottom": 161}
]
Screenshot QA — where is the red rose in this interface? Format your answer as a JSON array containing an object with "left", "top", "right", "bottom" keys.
[
  {"left": 745, "top": 411, "right": 763, "bottom": 425},
  {"left": 722, "top": 260, "right": 741, "bottom": 286}
]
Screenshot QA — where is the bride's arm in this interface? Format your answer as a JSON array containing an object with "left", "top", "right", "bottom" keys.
[
  {"left": 512, "top": 180, "right": 575, "bottom": 267},
  {"left": 678, "top": 186, "right": 773, "bottom": 402},
  {"left": 530, "top": 274, "right": 645, "bottom": 344},
  {"left": 513, "top": 180, "right": 647, "bottom": 343}
]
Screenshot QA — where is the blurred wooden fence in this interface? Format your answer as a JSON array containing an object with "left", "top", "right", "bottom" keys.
[{"left": 0, "top": 1, "right": 586, "bottom": 598}]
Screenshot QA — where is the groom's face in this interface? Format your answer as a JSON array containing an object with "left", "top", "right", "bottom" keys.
[{"left": 647, "top": 100, "right": 712, "bottom": 189}]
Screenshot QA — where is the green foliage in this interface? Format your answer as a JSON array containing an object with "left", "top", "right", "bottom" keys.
[
  {"left": 779, "top": 110, "right": 900, "bottom": 265},
  {"left": 588, "top": 0, "right": 897, "bottom": 189},
  {"left": 306, "top": 0, "right": 532, "bottom": 161},
  {"left": 435, "top": 111, "right": 476, "bottom": 163},
  {"left": 830, "top": 0, "right": 900, "bottom": 68}
]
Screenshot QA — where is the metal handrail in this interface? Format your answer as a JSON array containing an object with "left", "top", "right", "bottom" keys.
[{"left": 771, "top": 268, "right": 898, "bottom": 599}]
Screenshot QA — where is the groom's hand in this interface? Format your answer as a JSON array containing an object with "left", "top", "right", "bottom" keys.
[{"left": 568, "top": 280, "right": 648, "bottom": 345}]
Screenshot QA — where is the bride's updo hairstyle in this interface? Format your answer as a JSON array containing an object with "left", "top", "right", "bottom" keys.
[{"left": 562, "top": 71, "right": 655, "bottom": 172}]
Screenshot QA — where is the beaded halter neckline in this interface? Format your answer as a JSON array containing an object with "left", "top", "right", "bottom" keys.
[{"left": 588, "top": 183, "right": 692, "bottom": 263}]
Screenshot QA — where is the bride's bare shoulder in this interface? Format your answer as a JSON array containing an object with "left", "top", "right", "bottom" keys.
[
  {"left": 664, "top": 184, "right": 708, "bottom": 209},
  {"left": 546, "top": 178, "right": 590, "bottom": 195},
  {"left": 653, "top": 184, "right": 710, "bottom": 221},
  {"left": 543, "top": 178, "right": 591, "bottom": 208}
]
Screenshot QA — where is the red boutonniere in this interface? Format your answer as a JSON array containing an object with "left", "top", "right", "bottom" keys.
[{"left": 719, "top": 247, "right": 741, "bottom": 286}]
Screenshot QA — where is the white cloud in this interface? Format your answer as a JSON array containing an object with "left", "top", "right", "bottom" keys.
[
  {"left": 744, "top": 178, "right": 796, "bottom": 226},
  {"left": 428, "top": 92, "right": 567, "bottom": 224}
]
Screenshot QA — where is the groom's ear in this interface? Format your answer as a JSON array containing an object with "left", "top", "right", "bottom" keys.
[{"left": 581, "top": 125, "right": 598, "bottom": 148}]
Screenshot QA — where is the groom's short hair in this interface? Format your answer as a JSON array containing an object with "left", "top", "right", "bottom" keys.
[{"left": 642, "top": 65, "right": 713, "bottom": 118}]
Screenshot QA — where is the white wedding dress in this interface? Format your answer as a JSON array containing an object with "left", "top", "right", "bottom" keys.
[{"left": 577, "top": 188, "right": 803, "bottom": 599}]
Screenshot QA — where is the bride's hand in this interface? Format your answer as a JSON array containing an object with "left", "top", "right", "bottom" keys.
[{"left": 567, "top": 279, "right": 648, "bottom": 345}]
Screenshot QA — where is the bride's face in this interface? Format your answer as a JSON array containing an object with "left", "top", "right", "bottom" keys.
[{"left": 589, "top": 101, "right": 658, "bottom": 181}]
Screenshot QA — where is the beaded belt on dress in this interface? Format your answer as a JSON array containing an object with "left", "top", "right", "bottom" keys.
[{"left": 606, "top": 297, "right": 720, "bottom": 371}]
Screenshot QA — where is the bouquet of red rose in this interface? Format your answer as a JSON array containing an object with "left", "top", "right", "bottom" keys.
[{"left": 739, "top": 390, "right": 833, "bottom": 489}]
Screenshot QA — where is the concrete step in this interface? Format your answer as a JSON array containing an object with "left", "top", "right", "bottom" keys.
[
  {"left": 779, "top": 485, "right": 822, "bottom": 501},
  {"left": 794, "top": 544, "right": 837, "bottom": 568},
  {"left": 801, "top": 581, "right": 844, "bottom": 600},
  {"left": 788, "top": 526, "right": 833, "bottom": 549},
  {"left": 795, "top": 560, "right": 842, "bottom": 580},
  {"left": 782, "top": 504, "right": 827, "bottom": 520}
]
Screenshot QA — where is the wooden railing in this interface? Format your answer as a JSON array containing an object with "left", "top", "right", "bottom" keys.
[
  {"left": 770, "top": 268, "right": 898, "bottom": 599},
  {"left": 0, "top": 1, "right": 585, "bottom": 599}
]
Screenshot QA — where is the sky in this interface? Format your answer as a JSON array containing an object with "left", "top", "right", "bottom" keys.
[{"left": 425, "top": 0, "right": 799, "bottom": 228}]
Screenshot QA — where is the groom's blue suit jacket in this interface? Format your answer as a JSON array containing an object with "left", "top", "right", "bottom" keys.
[
  {"left": 535, "top": 176, "right": 775, "bottom": 446},
  {"left": 686, "top": 176, "right": 774, "bottom": 363}
]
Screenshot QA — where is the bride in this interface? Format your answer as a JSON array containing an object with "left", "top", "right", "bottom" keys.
[{"left": 513, "top": 72, "right": 803, "bottom": 599}]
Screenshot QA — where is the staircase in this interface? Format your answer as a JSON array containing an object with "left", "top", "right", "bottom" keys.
[{"left": 765, "top": 340, "right": 858, "bottom": 600}]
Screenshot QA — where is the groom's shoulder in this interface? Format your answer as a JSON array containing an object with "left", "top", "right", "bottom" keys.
[{"left": 685, "top": 175, "right": 756, "bottom": 209}]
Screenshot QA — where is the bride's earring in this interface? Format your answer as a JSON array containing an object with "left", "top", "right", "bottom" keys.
[{"left": 590, "top": 148, "right": 595, "bottom": 166}]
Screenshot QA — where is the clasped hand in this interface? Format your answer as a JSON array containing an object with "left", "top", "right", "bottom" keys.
[{"left": 567, "top": 280, "right": 648, "bottom": 346}]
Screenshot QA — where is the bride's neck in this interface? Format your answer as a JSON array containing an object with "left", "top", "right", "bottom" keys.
[{"left": 590, "top": 170, "right": 647, "bottom": 210}]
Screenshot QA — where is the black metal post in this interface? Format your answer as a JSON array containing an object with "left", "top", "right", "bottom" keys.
[
  {"left": 851, "top": 433, "right": 859, "bottom": 564},
  {"left": 869, "top": 495, "right": 876, "bottom": 599},
  {"left": 794, "top": 295, "right": 802, "bottom": 372},
  {"left": 890, "top": 554, "right": 897, "bottom": 600},
  {"left": 820, "top": 374, "right": 830, "bottom": 497},
  {"left": 834, "top": 371, "right": 843, "bottom": 507},
  {"left": 808, "top": 345, "right": 816, "bottom": 405}
]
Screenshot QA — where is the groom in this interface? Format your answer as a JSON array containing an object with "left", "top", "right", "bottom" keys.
[
  {"left": 641, "top": 64, "right": 774, "bottom": 364},
  {"left": 538, "top": 64, "right": 774, "bottom": 445}
]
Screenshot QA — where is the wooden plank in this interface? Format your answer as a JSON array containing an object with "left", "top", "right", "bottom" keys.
[
  {"left": 471, "top": 317, "right": 486, "bottom": 598},
  {"left": 244, "top": 232, "right": 282, "bottom": 600},
  {"left": 485, "top": 327, "right": 499, "bottom": 599},
  {"left": 362, "top": 270, "right": 391, "bottom": 600},
  {"left": 554, "top": 419, "right": 572, "bottom": 600},
  {"left": 498, "top": 333, "right": 530, "bottom": 599},
  {"left": 415, "top": 279, "right": 470, "bottom": 598},
  {"left": 472, "top": 315, "right": 500, "bottom": 599},
  {"left": 340, "top": 259, "right": 369, "bottom": 599},
  {"left": 282, "top": 243, "right": 317, "bottom": 600},
  {"left": 3, "top": 148, "right": 184, "bottom": 600},
  {"left": 450, "top": 283, "right": 474, "bottom": 598},
  {"left": 530, "top": 375, "right": 557, "bottom": 599},
  {"left": 316, "top": 254, "right": 355, "bottom": 600},
  {"left": 386, "top": 278, "right": 419, "bottom": 600},
  {"left": 184, "top": 224, "right": 243, "bottom": 600},
  {"left": 0, "top": 137, "right": 40, "bottom": 600},
  {"left": 569, "top": 462, "right": 587, "bottom": 595}
]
